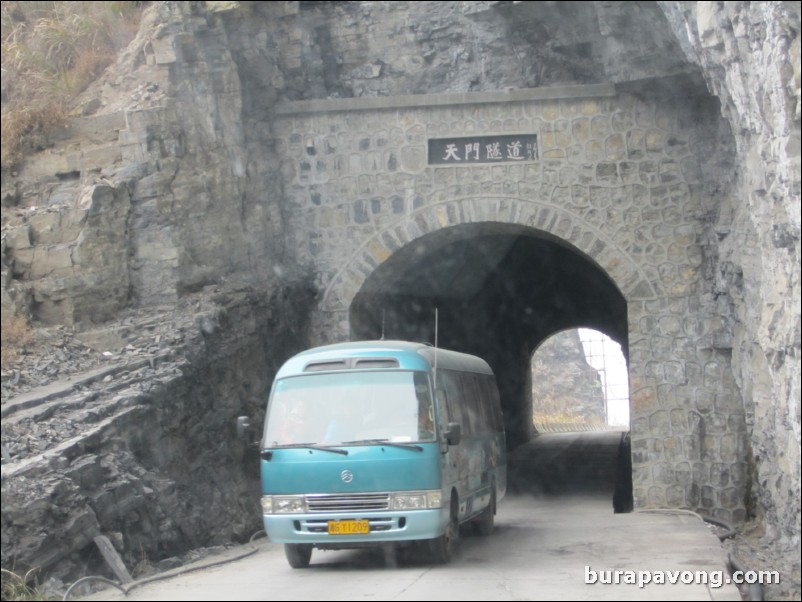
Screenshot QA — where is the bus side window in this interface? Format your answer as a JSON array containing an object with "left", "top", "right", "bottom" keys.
[
  {"left": 461, "top": 372, "right": 484, "bottom": 435},
  {"left": 478, "top": 375, "right": 503, "bottom": 432},
  {"left": 414, "top": 374, "right": 435, "bottom": 440},
  {"left": 473, "top": 374, "right": 494, "bottom": 432},
  {"left": 453, "top": 371, "right": 477, "bottom": 436},
  {"left": 441, "top": 370, "right": 467, "bottom": 433}
]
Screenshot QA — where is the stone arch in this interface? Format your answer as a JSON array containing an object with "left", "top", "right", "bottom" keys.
[{"left": 320, "top": 195, "right": 657, "bottom": 317}]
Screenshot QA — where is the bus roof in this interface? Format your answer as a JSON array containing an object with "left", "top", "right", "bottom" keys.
[{"left": 275, "top": 340, "right": 494, "bottom": 379}]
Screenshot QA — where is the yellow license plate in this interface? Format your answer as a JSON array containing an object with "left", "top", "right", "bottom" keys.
[{"left": 328, "top": 520, "right": 370, "bottom": 535}]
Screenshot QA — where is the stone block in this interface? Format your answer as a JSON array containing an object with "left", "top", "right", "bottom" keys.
[
  {"left": 645, "top": 129, "right": 666, "bottom": 153},
  {"left": 580, "top": 100, "right": 600, "bottom": 116},
  {"left": 611, "top": 110, "right": 634, "bottom": 132},
  {"left": 700, "top": 485, "right": 715, "bottom": 509},
  {"left": 605, "top": 134, "right": 626, "bottom": 160},
  {"left": 30, "top": 245, "right": 75, "bottom": 279},
  {"left": 719, "top": 433, "right": 739, "bottom": 457},
  {"left": 150, "top": 36, "right": 179, "bottom": 64},
  {"left": 685, "top": 483, "right": 700, "bottom": 506},
  {"left": 584, "top": 139, "right": 603, "bottom": 161},
  {"left": 6, "top": 224, "right": 32, "bottom": 249},
  {"left": 635, "top": 100, "right": 654, "bottom": 128},
  {"left": 591, "top": 115, "right": 611, "bottom": 138},
  {"left": 572, "top": 118, "right": 590, "bottom": 143},
  {"left": 541, "top": 102, "right": 560, "bottom": 121},
  {"left": 632, "top": 487, "right": 648, "bottom": 508},
  {"left": 659, "top": 159, "right": 680, "bottom": 183},
  {"left": 710, "top": 463, "right": 730, "bottom": 487},
  {"left": 684, "top": 436, "right": 701, "bottom": 461},
  {"left": 19, "top": 153, "right": 70, "bottom": 180},
  {"left": 653, "top": 462, "right": 675, "bottom": 484},
  {"left": 647, "top": 486, "right": 666, "bottom": 506},
  {"left": 618, "top": 161, "right": 637, "bottom": 184},
  {"left": 663, "top": 437, "right": 684, "bottom": 461},
  {"left": 670, "top": 408, "right": 688, "bottom": 431},
  {"left": 702, "top": 435, "right": 719, "bottom": 461},
  {"left": 649, "top": 410, "right": 671, "bottom": 436},
  {"left": 399, "top": 147, "right": 425, "bottom": 172},
  {"left": 666, "top": 484, "right": 685, "bottom": 506},
  {"left": 78, "top": 144, "right": 123, "bottom": 170},
  {"left": 60, "top": 112, "right": 125, "bottom": 144},
  {"left": 719, "top": 487, "right": 740, "bottom": 510},
  {"left": 675, "top": 461, "right": 692, "bottom": 484},
  {"left": 596, "top": 162, "right": 619, "bottom": 183}
]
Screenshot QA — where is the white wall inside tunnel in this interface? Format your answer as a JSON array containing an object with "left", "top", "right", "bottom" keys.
[{"left": 578, "top": 328, "right": 630, "bottom": 428}]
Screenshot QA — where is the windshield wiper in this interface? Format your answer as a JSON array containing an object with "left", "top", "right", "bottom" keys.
[
  {"left": 268, "top": 443, "right": 348, "bottom": 455},
  {"left": 342, "top": 438, "right": 423, "bottom": 452}
]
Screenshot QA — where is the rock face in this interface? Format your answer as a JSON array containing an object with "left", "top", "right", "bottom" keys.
[
  {"left": 1, "top": 282, "right": 316, "bottom": 581},
  {"left": 0, "top": 0, "right": 798, "bottom": 590},
  {"left": 1, "top": 1, "right": 281, "bottom": 324},
  {"left": 659, "top": 0, "right": 801, "bottom": 555},
  {"left": 531, "top": 330, "right": 607, "bottom": 426}
]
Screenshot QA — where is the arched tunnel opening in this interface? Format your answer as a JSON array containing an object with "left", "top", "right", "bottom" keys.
[
  {"left": 531, "top": 328, "right": 630, "bottom": 430},
  {"left": 350, "top": 223, "right": 632, "bottom": 507}
]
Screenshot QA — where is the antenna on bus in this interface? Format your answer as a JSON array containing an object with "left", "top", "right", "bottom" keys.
[
  {"left": 433, "top": 307, "right": 439, "bottom": 390},
  {"left": 380, "top": 309, "right": 386, "bottom": 340}
]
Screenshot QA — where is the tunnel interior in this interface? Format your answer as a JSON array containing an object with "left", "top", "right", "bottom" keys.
[{"left": 350, "top": 223, "right": 628, "bottom": 449}]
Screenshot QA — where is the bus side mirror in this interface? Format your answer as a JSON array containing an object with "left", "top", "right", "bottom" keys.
[
  {"left": 445, "top": 422, "right": 461, "bottom": 446},
  {"left": 237, "top": 416, "right": 259, "bottom": 446}
]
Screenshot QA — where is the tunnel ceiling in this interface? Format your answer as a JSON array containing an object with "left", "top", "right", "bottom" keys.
[{"left": 351, "top": 223, "right": 628, "bottom": 359}]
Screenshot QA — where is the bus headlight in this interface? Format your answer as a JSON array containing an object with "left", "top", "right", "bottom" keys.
[
  {"left": 391, "top": 490, "right": 443, "bottom": 510},
  {"left": 262, "top": 495, "right": 306, "bottom": 513},
  {"left": 392, "top": 493, "right": 427, "bottom": 510}
]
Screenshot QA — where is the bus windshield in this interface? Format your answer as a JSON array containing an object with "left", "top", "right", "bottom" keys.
[{"left": 263, "top": 370, "right": 436, "bottom": 447}]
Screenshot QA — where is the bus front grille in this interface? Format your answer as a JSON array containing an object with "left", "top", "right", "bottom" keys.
[{"left": 306, "top": 493, "right": 390, "bottom": 512}]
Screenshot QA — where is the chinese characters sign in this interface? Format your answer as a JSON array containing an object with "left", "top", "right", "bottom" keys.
[{"left": 428, "top": 135, "right": 538, "bottom": 165}]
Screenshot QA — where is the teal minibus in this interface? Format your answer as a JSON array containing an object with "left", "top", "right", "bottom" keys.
[{"left": 257, "top": 340, "right": 506, "bottom": 568}]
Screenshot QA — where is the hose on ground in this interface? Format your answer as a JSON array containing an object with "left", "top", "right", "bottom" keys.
[
  {"left": 635, "top": 508, "right": 763, "bottom": 601},
  {"left": 62, "top": 530, "right": 267, "bottom": 601}
]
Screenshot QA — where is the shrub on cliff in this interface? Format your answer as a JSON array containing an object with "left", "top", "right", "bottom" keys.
[
  {"left": 0, "top": 315, "right": 32, "bottom": 369},
  {"left": 0, "top": 1, "right": 144, "bottom": 170}
]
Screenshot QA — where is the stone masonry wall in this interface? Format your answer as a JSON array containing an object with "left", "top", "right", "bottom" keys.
[{"left": 273, "top": 86, "right": 747, "bottom": 521}]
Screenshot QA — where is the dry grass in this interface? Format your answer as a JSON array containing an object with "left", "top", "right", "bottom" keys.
[
  {"left": 1, "top": 1, "right": 144, "bottom": 170},
  {"left": 532, "top": 392, "right": 606, "bottom": 427},
  {"left": 0, "top": 103, "right": 67, "bottom": 169},
  {"left": 1, "top": 315, "right": 33, "bottom": 368},
  {"left": 0, "top": 567, "right": 49, "bottom": 601}
]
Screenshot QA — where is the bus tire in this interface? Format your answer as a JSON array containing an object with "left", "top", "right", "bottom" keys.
[
  {"left": 429, "top": 497, "right": 459, "bottom": 564},
  {"left": 473, "top": 487, "right": 495, "bottom": 536},
  {"left": 284, "top": 543, "right": 313, "bottom": 568}
]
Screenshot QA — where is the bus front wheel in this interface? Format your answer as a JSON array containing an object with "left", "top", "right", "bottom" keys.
[
  {"left": 429, "top": 498, "right": 458, "bottom": 564},
  {"left": 284, "top": 543, "right": 313, "bottom": 568}
]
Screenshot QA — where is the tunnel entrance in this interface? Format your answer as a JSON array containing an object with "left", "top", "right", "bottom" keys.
[
  {"left": 349, "top": 222, "right": 628, "bottom": 450},
  {"left": 525, "top": 327, "right": 633, "bottom": 508}
]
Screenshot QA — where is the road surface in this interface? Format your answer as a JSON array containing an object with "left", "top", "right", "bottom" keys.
[{"left": 80, "top": 491, "right": 740, "bottom": 601}]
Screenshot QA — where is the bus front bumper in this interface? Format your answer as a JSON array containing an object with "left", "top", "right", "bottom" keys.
[{"left": 263, "top": 508, "right": 449, "bottom": 545}]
